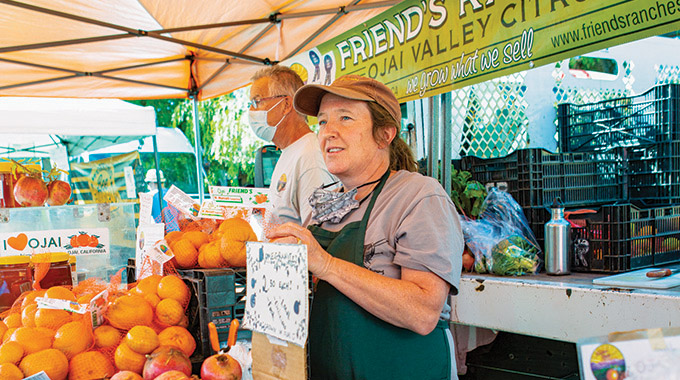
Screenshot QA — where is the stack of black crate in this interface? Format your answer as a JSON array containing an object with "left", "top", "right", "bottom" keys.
[{"left": 461, "top": 83, "right": 680, "bottom": 273}]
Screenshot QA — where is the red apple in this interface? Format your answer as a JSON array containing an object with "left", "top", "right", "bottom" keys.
[
  {"left": 201, "top": 352, "right": 242, "bottom": 380},
  {"left": 111, "top": 371, "right": 144, "bottom": 380},
  {"left": 46, "top": 179, "right": 72, "bottom": 206},
  {"left": 143, "top": 346, "right": 192, "bottom": 380},
  {"left": 13, "top": 175, "right": 48, "bottom": 207}
]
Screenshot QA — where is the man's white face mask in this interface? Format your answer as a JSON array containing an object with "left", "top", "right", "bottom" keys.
[{"left": 248, "top": 98, "right": 287, "bottom": 142}]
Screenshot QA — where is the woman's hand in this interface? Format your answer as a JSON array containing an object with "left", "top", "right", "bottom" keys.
[{"left": 266, "top": 223, "right": 334, "bottom": 278}]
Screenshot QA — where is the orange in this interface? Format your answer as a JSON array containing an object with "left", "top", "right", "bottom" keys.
[
  {"left": 20, "top": 303, "right": 37, "bottom": 327},
  {"left": 177, "top": 314, "right": 189, "bottom": 329},
  {"left": 124, "top": 325, "right": 159, "bottom": 354},
  {"left": 2, "top": 313, "right": 21, "bottom": 329},
  {"left": 219, "top": 217, "right": 257, "bottom": 238},
  {"left": 114, "top": 342, "right": 146, "bottom": 374},
  {"left": 155, "top": 298, "right": 184, "bottom": 326},
  {"left": 106, "top": 294, "right": 154, "bottom": 330},
  {"left": 20, "top": 290, "right": 45, "bottom": 311},
  {"left": 183, "top": 230, "right": 210, "bottom": 249},
  {"left": 34, "top": 308, "right": 72, "bottom": 330},
  {"left": 0, "top": 340, "right": 24, "bottom": 365},
  {"left": 20, "top": 348, "right": 69, "bottom": 380},
  {"left": 158, "top": 326, "right": 196, "bottom": 357},
  {"left": 219, "top": 217, "right": 257, "bottom": 268},
  {"left": 0, "top": 320, "right": 7, "bottom": 337},
  {"left": 45, "top": 286, "right": 77, "bottom": 302},
  {"left": 221, "top": 238, "right": 247, "bottom": 267},
  {"left": 3, "top": 328, "right": 17, "bottom": 343},
  {"left": 8, "top": 327, "right": 53, "bottom": 355},
  {"left": 198, "top": 240, "right": 226, "bottom": 269},
  {"left": 157, "top": 276, "right": 190, "bottom": 307},
  {"left": 134, "top": 274, "right": 162, "bottom": 296},
  {"left": 77, "top": 293, "right": 95, "bottom": 304},
  {"left": 164, "top": 230, "right": 184, "bottom": 245},
  {"left": 69, "top": 350, "right": 115, "bottom": 380},
  {"left": 142, "top": 292, "right": 161, "bottom": 308},
  {"left": 171, "top": 239, "right": 199, "bottom": 269},
  {"left": 0, "top": 363, "right": 23, "bottom": 380},
  {"left": 52, "top": 321, "right": 93, "bottom": 359},
  {"left": 94, "top": 325, "right": 123, "bottom": 349}
]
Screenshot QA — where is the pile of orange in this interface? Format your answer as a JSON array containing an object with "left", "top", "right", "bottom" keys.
[
  {"left": 0, "top": 274, "right": 197, "bottom": 379},
  {"left": 166, "top": 217, "right": 258, "bottom": 269}
]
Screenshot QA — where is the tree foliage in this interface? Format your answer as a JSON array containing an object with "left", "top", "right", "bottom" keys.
[{"left": 128, "top": 88, "right": 259, "bottom": 188}]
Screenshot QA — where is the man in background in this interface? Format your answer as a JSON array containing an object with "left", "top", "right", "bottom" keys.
[
  {"left": 145, "top": 168, "right": 168, "bottom": 223},
  {"left": 248, "top": 65, "right": 335, "bottom": 227}
]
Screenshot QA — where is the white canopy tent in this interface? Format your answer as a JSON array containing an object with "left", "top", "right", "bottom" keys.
[
  {"left": 0, "top": 97, "right": 156, "bottom": 174},
  {"left": 82, "top": 126, "right": 195, "bottom": 157},
  {"left": 0, "top": 97, "right": 157, "bottom": 157}
]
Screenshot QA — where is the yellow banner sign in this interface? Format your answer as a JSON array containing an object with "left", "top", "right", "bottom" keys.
[{"left": 285, "top": 0, "right": 680, "bottom": 102}]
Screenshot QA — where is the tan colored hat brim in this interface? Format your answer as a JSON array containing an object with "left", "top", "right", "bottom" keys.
[{"left": 294, "top": 84, "right": 375, "bottom": 117}]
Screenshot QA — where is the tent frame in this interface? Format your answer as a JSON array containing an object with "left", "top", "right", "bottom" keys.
[{"left": 0, "top": 0, "right": 400, "bottom": 199}]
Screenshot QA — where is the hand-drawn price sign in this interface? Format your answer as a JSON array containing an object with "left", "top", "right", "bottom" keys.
[{"left": 243, "top": 241, "right": 308, "bottom": 346}]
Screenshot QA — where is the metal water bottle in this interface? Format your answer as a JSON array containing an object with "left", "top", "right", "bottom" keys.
[{"left": 545, "top": 198, "right": 571, "bottom": 275}]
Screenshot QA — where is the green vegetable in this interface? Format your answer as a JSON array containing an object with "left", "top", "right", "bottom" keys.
[
  {"left": 491, "top": 235, "right": 540, "bottom": 276},
  {"left": 450, "top": 169, "right": 487, "bottom": 219}
]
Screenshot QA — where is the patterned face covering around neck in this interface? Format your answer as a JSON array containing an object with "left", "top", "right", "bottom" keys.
[{"left": 308, "top": 177, "right": 381, "bottom": 224}]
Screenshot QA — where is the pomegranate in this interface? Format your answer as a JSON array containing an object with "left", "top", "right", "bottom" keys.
[
  {"left": 111, "top": 371, "right": 144, "bottom": 380},
  {"left": 46, "top": 180, "right": 72, "bottom": 206},
  {"left": 153, "top": 371, "right": 190, "bottom": 380},
  {"left": 201, "top": 353, "right": 242, "bottom": 380},
  {"left": 13, "top": 175, "right": 48, "bottom": 207},
  {"left": 143, "top": 346, "right": 192, "bottom": 380}
]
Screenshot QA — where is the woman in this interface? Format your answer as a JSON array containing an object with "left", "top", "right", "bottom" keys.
[{"left": 267, "top": 75, "right": 464, "bottom": 380}]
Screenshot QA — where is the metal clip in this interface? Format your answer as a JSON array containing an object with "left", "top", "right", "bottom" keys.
[
  {"left": 98, "top": 203, "right": 111, "bottom": 222},
  {"left": 0, "top": 209, "right": 9, "bottom": 223}
]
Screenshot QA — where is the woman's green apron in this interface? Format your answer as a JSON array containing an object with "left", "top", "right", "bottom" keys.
[{"left": 308, "top": 170, "right": 452, "bottom": 380}]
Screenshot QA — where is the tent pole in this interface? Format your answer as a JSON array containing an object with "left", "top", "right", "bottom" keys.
[
  {"left": 152, "top": 135, "right": 165, "bottom": 224},
  {"left": 191, "top": 97, "right": 204, "bottom": 203}
]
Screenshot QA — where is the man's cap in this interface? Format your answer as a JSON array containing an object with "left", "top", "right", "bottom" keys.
[
  {"left": 145, "top": 169, "right": 166, "bottom": 183},
  {"left": 293, "top": 75, "right": 401, "bottom": 123}
]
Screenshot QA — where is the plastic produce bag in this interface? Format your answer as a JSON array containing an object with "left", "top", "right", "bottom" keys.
[{"left": 461, "top": 188, "right": 542, "bottom": 275}]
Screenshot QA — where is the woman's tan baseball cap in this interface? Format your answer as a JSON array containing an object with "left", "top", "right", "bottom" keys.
[{"left": 293, "top": 75, "right": 401, "bottom": 123}]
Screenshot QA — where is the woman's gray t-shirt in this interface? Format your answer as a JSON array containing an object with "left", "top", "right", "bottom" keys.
[{"left": 315, "top": 170, "right": 464, "bottom": 319}]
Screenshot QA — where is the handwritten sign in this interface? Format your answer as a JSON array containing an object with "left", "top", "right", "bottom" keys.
[
  {"left": 243, "top": 241, "right": 308, "bottom": 347},
  {"left": 209, "top": 186, "right": 269, "bottom": 208}
]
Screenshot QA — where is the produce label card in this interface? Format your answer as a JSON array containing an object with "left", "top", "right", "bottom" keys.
[
  {"left": 135, "top": 223, "right": 166, "bottom": 279},
  {"left": 197, "top": 199, "right": 227, "bottom": 219},
  {"left": 0, "top": 228, "right": 109, "bottom": 256},
  {"left": 209, "top": 186, "right": 269, "bottom": 208},
  {"left": 244, "top": 241, "right": 308, "bottom": 347},
  {"left": 577, "top": 327, "right": 680, "bottom": 379},
  {"left": 163, "top": 185, "right": 200, "bottom": 218}
]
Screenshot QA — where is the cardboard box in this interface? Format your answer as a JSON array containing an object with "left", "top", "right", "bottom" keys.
[{"left": 251, "top": 332, "right": 307, "bottom": 380}]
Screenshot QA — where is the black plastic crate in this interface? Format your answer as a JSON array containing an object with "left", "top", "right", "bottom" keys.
[
  {"left": 624, "top": 142, "right": 680, "bottom": 206},
  {"left": 558, "top": 83, "right": 680, "bottom": 152},
  {"left": 460, "top": 151, "right": 519, "bottom": 193},
  {"left": 177, "top": 268, "right": 249, "bottom": 363},
  {"left": 569, "top": 204, "right": 680, "bottom": 273},
  {"left": 516, "top": 149, "right": 625, "bottom": 208},
  {"left": 463, "top": 149, "right": 625, "bottom": 209}
]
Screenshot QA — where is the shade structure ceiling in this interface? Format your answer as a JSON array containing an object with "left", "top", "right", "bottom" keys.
[{"left": 0, "top": 0, "right": 399, "bottom": 100}]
